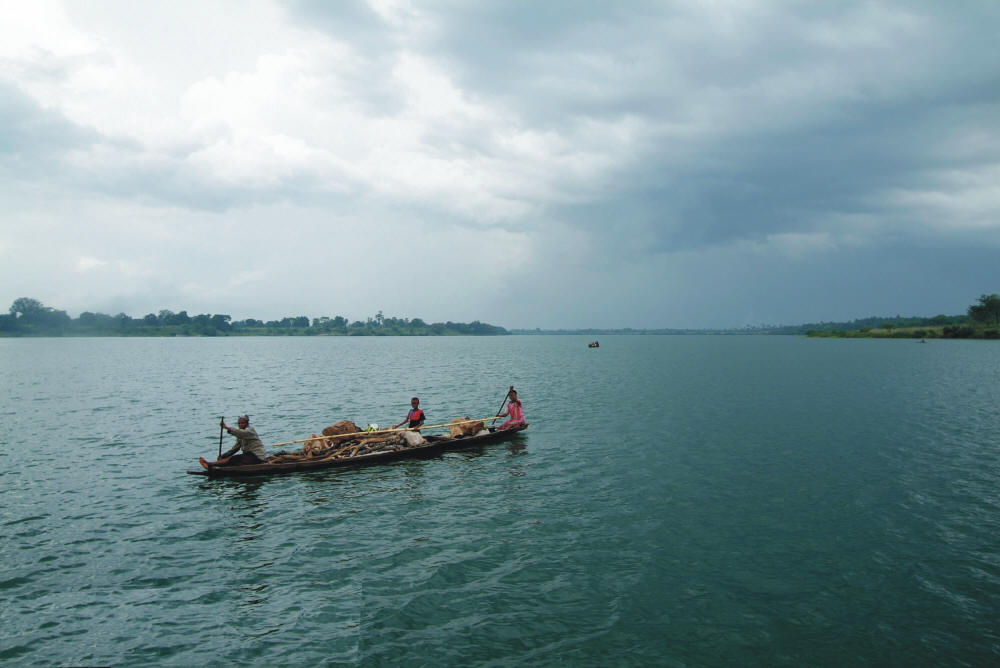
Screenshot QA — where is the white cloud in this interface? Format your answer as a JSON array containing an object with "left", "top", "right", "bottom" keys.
[
  {"left": 0, "top": 0, "right": 97, "bottom": 64},
  {"left": 76, "top": 256, "right": 106, "bottom": 271},
  {"left": 884, "top": 164, "right": 1000, "bottom": 231}
]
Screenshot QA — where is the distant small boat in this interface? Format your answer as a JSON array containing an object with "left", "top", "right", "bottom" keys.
[{"left": 588, "top": 341, "right": 599, "bottom": 348}]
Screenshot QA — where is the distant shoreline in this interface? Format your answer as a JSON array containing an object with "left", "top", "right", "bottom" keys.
[
  {"left": 806, "top": 325, "right": 999, "bottom": 340},
  {"left": 0, "top": 329, "right": 507, "bottom": 338},
  {"left": 0, "top": 298, "right": 508, "bottom": 338},
  {"left": 4, "top": 327, "right": 998, "bottom": 339},
  {"left": 4, "top": 296, "right": 998, "bottom": 339}
]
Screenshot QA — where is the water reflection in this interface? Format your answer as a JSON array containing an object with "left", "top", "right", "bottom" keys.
[
  {"left": 199, "top": 477, "right": 269, "bottom": 508},
  {"left": 237, "top": 582, "right": 269, "bottom": 610},
  {"left": 266, "top": 459, "right": 434, "bottom": 506},
  {"left": 195, "top": 479, "right": 280, "bottom": 621},
  {"left": 506, "top": 442, "right": 527, "bottom": 456},
  {"left": 197, "top": 478, "right": 272, "bottom": 549}
]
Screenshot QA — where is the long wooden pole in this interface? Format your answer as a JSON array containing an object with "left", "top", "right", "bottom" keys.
[
  {"left": 218, "top": 417, "right": 224, "bottom": 458},
  {"left": 268, "top": 416, "right": 500, "bottom": 449}
]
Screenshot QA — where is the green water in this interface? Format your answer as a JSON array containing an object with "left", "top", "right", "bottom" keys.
[{"left": 1, "top": 335, "right": 999, "bottom": 665}]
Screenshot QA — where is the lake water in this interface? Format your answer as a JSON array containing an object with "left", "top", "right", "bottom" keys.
[{"left": 1, "top": 335, "right": 999, "bottom": 666}]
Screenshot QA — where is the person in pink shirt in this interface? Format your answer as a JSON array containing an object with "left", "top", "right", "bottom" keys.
[{"left": 497, "top": 389, "right": 526, "bottom": 429}]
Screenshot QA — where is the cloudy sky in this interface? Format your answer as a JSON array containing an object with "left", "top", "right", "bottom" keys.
[{"left": 1, "top": 1, "right": 998, "bottom": 329}]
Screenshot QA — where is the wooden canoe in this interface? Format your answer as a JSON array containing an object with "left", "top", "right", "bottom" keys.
[{"left": 186, "top": 424, "right": 528, "bottom": 478}]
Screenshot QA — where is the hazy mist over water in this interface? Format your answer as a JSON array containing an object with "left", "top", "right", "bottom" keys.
[{"left": 2, "top": 336, "right": 999, "bottom": 665}]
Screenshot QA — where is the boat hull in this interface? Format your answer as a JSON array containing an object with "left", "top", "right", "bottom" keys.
[{"left": 187, "top": 424, "right": 528, "bottom": 478}]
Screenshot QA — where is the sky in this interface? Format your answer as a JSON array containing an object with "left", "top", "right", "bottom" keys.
[{"left": 1, "top": 1, "right": 998, "bottom": 329}]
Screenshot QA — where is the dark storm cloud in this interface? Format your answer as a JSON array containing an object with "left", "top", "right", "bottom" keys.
[
  {"left": 557, "top": 95, "right": 993, "bottom": 253},
  {"left": 0, "top": 83, "right": 97, "bottom": 165},
  {"left": 362, "top": 2, "right": 1000, "bottom": 254},
  {"left": 272, "top": 1, "right": 1000, "bottom": 327}
]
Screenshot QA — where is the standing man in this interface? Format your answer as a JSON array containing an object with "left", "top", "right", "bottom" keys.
[
  {"left": 392, "top": 397, "right": 426, "bottom": 431},
  {"left": 200, "top": 414, "right": 266, "bottom": 469}
]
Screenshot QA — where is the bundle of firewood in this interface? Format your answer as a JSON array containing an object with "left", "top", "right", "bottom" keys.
[
  {"left": 266, "top": 422, "right": 406, "bottom": 463},
  {"left": 448, "top": 417, "right": 484, "bottom": 437}
]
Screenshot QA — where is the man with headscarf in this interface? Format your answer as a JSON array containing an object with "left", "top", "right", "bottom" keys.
[{"left": 200, "top": 414, "right": 266, "bottom": 469}]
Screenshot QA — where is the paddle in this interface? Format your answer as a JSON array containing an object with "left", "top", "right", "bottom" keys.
[
  {"left": 491, "top": 385, "right": 514, "bottom": 423},
  {"left": 218, "top": 416, "right": 225, "bottom": 458}
]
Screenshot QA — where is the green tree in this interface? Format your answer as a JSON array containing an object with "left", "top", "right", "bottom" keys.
[
  {"left": 211, "top": 314, "right": 232, "bottom": 331},
  {"left": 78, "top": 311, "right": 116, "bottom": 331},
  {"left": 9, "top": 297, "right": 44, "bottom": 320},
  {"left": 9, "top": 298, "right": 70, "bottom": 333},
  {"left": 968, "top": 294, "right": 1000, "bottom": 325}
]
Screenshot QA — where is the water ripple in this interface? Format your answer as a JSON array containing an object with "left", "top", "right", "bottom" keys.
[{"left": 1, "top": 336, "right": 1000, "bottom": 664}]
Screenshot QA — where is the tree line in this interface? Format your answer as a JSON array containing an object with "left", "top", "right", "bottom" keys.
[
  {"left": 0, "top": 298, "right": 508, "bottom": 337},
  {"left": 806, "top": 294, "right": 1000, "bottom": 339}
]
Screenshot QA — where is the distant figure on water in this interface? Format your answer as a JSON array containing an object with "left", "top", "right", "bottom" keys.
[
  {"left": 497, "top": 389, "right": 526, "bottom": 430},
  {"left": 393, "top": 397, "right": 426, "bottom": 430},
  {"left": 200, "top": 414, "right": 266, "bottom": 469},
  {"left": 588, "top": 341, "right": 599, "bottom": 348}
]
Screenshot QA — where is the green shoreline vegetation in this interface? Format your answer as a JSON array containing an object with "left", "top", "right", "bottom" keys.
[
  {"left": 0, "top": 298, "right": 507, "bottom": 337},
  {"left": 804, "top": 294, "right": 1000, "bottom": 340},
  {"left": 3, "top": 294, "right": 997, "bottom": 339},
  {"left": 510, "top": 294, "right": 1000, "bottom": 340}
]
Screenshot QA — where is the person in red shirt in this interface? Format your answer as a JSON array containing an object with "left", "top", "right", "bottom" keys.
[{"left": 393, "top": 397, "right": 426, "bottom": 430}]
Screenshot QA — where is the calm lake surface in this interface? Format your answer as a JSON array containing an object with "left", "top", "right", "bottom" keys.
[{"left": 1, "top": 335, "right": 999, "bottom": 666}]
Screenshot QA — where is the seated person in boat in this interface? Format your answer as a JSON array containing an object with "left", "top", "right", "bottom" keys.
[
  {"left": 497, "top": 389, "right": 526, "bottom": 429},
  {"left": 200, "top": 415, "right": 266, "bottom": 469},
  {"left": 392, "top": 397, "right": 426, "bottom": 431}
]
